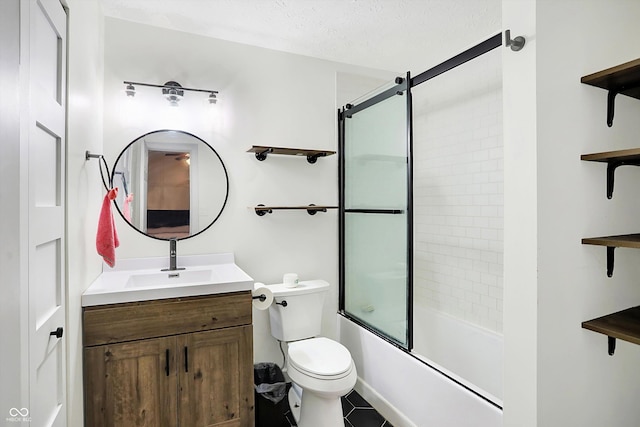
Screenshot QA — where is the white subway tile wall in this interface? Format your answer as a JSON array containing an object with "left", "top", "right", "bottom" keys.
[{"left": 412, "top": 49, "right": 503, "bottom": 333}]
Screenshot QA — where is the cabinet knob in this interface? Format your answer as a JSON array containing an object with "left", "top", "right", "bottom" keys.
[{"left": 49, "top": 327, "right": 63, "bottom": 339}]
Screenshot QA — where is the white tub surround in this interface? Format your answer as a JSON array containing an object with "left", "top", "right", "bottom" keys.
[{"left": 82, "top": 253, "right": 253, "bottom": 306}]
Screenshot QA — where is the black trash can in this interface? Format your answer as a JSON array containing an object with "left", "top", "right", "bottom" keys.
[{"left": 254, "top": 362, "right": 287, "bottom": 427}]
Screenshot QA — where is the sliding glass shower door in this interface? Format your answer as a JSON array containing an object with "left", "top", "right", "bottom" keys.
[{"left": 339, "top": 76, "right": 412, "bottom": 347}]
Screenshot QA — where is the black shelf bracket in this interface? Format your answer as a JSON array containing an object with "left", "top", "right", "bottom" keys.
[
  {"left": 607, "top": 246, "right": 615, "bottom": 278},
  {"left": 255, "top": 204, "right": 272, "bottom": 216},
  {"left": 255, "top": 148, "right": 273, "bottom": 161},
  {"left": 307, "top": 152, "right": 327, "bottom": 164},
  {"left": 306, "top": 204, "right": 325, "bottom": 215},
  {"left": 606, "top": 161, "right": 618, "bottom": 199},
  {"left": 606, "top": 90, "right": 617, "bottom": 127},
  {"left": 605, "top": 160, "right": 640, "bottom": 199},
  {"left": 605, "top": 82, "right": 640, "bottom": 127},
  {"left": 608, "top": 336, "right": 616, "bottom": 355}
]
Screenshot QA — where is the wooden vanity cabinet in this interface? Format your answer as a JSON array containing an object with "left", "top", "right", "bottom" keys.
[
  {"left": 84, "top": 336, "right": 178, "bottom": 425},
  {"left": 83, "top": 292, "right": 254, "bottom": 427}
]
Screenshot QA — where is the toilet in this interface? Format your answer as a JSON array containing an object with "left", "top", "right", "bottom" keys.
[{"left": 267, "top": 279, "right": 357, "bottom": 427}]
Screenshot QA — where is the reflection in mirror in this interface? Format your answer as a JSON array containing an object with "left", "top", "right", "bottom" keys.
[{"left": 111, "top": 130, "right": 229, "bottom": 240}]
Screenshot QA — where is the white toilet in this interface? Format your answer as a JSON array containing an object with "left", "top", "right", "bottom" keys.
[{"left": 267, "top": 279, "right": 357, "bottom": 427}]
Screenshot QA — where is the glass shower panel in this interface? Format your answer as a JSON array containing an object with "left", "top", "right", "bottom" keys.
[
  {"left": 342, "top": 88, "right": 410, "bottom": 347},
  {"left": 344, "top": 213, "right": 408, "bottom": 344},
  {"left": 344, "top": 95, "right": 408, "bottom": 210}
]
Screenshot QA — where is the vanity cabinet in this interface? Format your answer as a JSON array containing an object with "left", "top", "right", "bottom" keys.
[{"left": 83, "top": 292, "right": 254, "bottom": 426}]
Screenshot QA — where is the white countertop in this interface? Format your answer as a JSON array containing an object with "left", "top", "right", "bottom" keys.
[{"left": 82, "top": 253, "right": 254, "bottom": 307}]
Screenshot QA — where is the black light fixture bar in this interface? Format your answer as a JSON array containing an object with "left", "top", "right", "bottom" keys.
[{"left": 123, "top": 81, "right": 218, "bottom": 94}]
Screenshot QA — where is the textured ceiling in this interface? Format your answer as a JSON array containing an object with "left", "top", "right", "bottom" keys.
[{"left": 99, "top": 0, "right": 501, "bottom": 73}]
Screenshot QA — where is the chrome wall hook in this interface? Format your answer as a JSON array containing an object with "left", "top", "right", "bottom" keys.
[{"left": 505, "top": 30, "right": 525, "bottom": 51}]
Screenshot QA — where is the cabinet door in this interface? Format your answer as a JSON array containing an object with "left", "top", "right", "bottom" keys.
[
  {"left": 84, "top": 336, "right": 178, "bottom": 427},
  {"left": 178, "top": 326, "right": 254, "bottom": 427}
]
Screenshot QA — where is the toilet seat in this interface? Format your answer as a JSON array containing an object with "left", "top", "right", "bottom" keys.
[{"left": 288, "top": 337, "right": 353, "bottom": 380}]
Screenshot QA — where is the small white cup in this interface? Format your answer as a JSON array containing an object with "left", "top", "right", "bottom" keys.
[{"left": 283, "top": 273, "right": 299, "bottom": 288}]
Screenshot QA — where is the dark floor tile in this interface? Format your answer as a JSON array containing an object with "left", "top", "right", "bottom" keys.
[
  {"left": 345, "top": 390, "right": 372, "bottom": 408},
  {"left": 272, "top": 384, "right": 391, "bottom": 427},
  {"left": 341, "top": 395, "right": 355, "bottom": 417},
  {"left": 346, "top": 407, "right": 387, "bottom": 427}
]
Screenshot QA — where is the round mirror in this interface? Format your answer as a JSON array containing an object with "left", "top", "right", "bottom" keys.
[{"left": 111, "top": 129, "right": 229, "bottom": 240}]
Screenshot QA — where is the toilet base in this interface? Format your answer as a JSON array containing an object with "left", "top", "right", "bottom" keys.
[
  {"left": 290, "top": 384, "right": 345, "bottom": 427},
  {"left": 288, "top": 386, "right": 301, "bottom": 423}
]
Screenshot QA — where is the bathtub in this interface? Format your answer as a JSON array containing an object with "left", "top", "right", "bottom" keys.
[
  {"left": 338, "top": 314, "right": 503, "bottom": 427},
  {"left": 412, "top": 305, "right": 503, "bottom": 404}
]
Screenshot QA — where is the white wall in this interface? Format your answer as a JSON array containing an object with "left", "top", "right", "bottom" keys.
[
  {"left": 537, "top": 1, "right": 640, "bottom": 425},
  {"left": 65, "top": 0, "right": 104, "bottom": 426},
  {"left": 101, "top": 18, "right": 393, "bottom": 365},
  {"left": 504, "top": 1, "right": 640, "bottom": 426},
  {"left": 502, "top": 0, "right": 537, "bottom": 424}
]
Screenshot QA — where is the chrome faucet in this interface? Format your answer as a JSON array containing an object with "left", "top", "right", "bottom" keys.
[{"left": 163, "top": 238, "right": 185, "bottom": 271}]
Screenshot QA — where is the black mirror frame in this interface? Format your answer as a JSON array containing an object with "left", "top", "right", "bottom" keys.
[{"left": 110, "top": 129, "right": 229, "bottom": 241}]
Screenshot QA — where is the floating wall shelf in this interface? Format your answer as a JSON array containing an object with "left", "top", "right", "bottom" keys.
[
  {"left": 581, "top": 234, "right": 640, "bottom": 277},
  {"left": 581, "top": 58, "right": 640, "bottom": 127},
  {"left": 253, "top": 204, "right": 338, "bottom": 216},
  {"left": 580, "top": 58, "right": 640, "bottom": 356},
  {"left": 247, "top": 145, "right": 336, "bottom": 163},
  {"left": 581, "top": 148, "right": 640, "bottom": 199},
  {"left": 582, "top": 306, "right": 640, "bottom": 355}
]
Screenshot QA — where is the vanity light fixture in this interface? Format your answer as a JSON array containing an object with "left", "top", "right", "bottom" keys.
[
  {"left": 125, "top": 83, "right": 136, "bottom": 97},
  {"left": 122, "top": 80, "right": 219, "bottom": 106},
  {"left": 162, "top": 81, "right": 184, "bottom": 106}
]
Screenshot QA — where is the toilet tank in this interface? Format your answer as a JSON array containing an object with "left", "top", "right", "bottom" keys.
[{"left": 267, "top": 280, "right": 329, "bottom": 342}]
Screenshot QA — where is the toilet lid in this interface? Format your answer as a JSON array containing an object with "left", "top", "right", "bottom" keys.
[{"left": 288, "top": 337, "right": 352, "bottom": 377}]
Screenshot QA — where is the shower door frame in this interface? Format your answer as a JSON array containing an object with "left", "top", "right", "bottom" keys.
[
  {"left": 338, "top": 72, "right": 414, "bottom": 350},
  {"left": 338, "top": 32, "right": 505, "bottom": 407}
]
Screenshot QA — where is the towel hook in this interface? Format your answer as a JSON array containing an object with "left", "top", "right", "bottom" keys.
[
  {"left": 86, "top": 151, "right": 112, "bottom": 192},
  {"left": 505, "top": 30, "right": 525, "bottom": 52}
]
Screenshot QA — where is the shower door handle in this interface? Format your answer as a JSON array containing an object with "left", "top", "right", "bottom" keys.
[{"left": 345, "top": 209, "right": 404, "bottom": 214}]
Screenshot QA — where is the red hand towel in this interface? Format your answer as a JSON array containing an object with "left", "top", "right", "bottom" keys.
[
  {"left": 96, "top": 188, "right": 120, "bottom": 267},
  {"left": 123, "top": 193, "right": 134, "bottom": 222}
]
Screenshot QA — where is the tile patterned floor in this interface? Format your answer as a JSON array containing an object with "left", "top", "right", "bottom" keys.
[{"left": 281, "top": 388, "right": 393, "bottom": 427}]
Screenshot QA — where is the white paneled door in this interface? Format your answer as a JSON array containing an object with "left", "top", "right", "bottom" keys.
[{"left": 28, "top": 0, "right": 67, "bottom": 425}]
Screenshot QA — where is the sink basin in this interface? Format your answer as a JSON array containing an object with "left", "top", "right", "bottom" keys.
[
  {"left": 82, "top": 253, "right": 254, "bottom": 306},
  {"left": 126, "top": 269, "right": 214, "bottom": 288}
]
